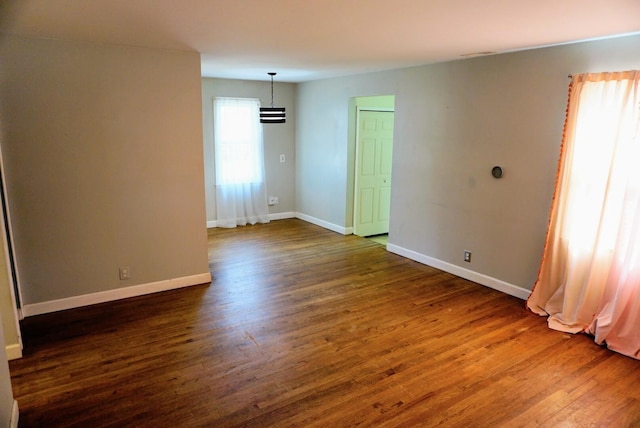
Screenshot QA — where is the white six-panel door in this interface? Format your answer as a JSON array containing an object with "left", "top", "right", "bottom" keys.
[{"left": 354, "top": 110, "right": 394, "bottom": 237}]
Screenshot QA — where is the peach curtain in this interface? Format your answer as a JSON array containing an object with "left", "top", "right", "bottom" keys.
[{"left": 527, "top": 71, "right": 640, "bottom": 360}]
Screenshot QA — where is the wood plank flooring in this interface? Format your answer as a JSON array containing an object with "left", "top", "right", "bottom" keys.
[{"left": 9, "top": 219, "right": 640, "bottom": 427}]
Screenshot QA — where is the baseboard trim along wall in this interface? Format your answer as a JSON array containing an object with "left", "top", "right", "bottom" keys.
[
  {"left": 387, "top": 244, "right": 532, "bottom": 301},
  {"left": 295, "top": 213, "right": 351, "bottom": 235},
  {"left": 269, "top": 211, "right": 297, "bottom": 221},
  {"left": 5, "top": 344, "right": 21, "bottom": 361},
  {"left": 21, "top": 272, "right": 212, "bottom": 317},
  {"left": 206, "top": 212, "right": 296, "bottom": 229},
  {"left": 207, "top": 212, "right": 350, "bottom": 235}
]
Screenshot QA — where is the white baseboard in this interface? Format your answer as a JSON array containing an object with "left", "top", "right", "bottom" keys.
[
  {"left": 295, "top": 213, "right": 351, "bottom": 235},
  {"left": 387, "top": 244, "right": 532, "bottom": 300},
  {"left": 10, "top": 400, "right": 18, "bottom": 428},
  {"left": 5, "top": 344, "right": 22, "bottom": 361},
  {"left": 207, "top": 212, "right": 350, "bottom": 235},
  {"left": 207, "top": 212, "right": 296, "bottom": 229},
  {"left": 21, "top": 272, "right": 212, "bottom": 317},
  {"left": 269, "top": 211, "right": 296, "bottom": 221}
]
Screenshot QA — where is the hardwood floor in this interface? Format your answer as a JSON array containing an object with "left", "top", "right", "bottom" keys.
[{"left": 9, "top": 219, "right": 640, "bottom": 427}]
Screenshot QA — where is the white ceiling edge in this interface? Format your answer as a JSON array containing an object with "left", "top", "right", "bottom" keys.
[{"left": 200, "top": 31, "right": 640, "bottom": 83}]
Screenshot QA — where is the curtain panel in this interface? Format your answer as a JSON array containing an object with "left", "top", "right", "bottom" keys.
[
  {"left": 213, "top": 97, "right": 270, "bottom": 228},
  {"left": 527, "top": 71, "right": 640, "bottom": 359}
]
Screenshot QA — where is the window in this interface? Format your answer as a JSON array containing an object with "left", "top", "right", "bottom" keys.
[
  {"left": 213, "top": 97, "right": 269, "bottom": 227},
  {"left": 214, "top": 97, "right": 264, "bottom": 185}
]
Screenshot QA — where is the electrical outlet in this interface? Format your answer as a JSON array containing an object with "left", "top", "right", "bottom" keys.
[
  {"left": 119, "top": 266, "right": 131, "bottom": 280},
  {"left": 464, "top": 251, "right": 471, "bottom": 263},
  {"left": 268, "top": 196, "right": 279, "bottom": 205},
  {"left": 280, "top": 154, "right": 286, "bottom": 162}
]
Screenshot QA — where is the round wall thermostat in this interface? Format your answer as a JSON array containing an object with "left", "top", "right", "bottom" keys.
[{"left": 491, "top": 166, "right": 503, "bottom": 178}]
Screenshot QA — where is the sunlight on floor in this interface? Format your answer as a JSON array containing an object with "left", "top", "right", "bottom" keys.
[{"left": 367, "top": 234, "right": 388, "bottom": 246}]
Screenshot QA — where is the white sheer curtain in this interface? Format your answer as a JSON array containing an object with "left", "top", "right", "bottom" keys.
[
  {"left": 527, "top": 71, "right": 640, "bottom": 359},
  {"left": 214, "top": 97, "right": 270, "bottom": 228}
]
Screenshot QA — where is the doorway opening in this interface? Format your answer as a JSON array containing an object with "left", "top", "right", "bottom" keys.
[{"left": 347, "top": 95, "right": 395, "bottom": 238}]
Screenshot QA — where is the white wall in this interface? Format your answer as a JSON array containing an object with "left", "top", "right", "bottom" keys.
[
  {"left": 296, "top": 34, "right": 640, "bottom": 293},
  {"left": 0, "top": 35, "right": 210, "bottom": 309},
  {"left": 201, "top": 78, "right": 296, "bottom": 225}
]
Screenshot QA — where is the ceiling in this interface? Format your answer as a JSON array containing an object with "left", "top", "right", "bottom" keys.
[{"left": 1, "top": 0, "right": 639, "bottom": 82}]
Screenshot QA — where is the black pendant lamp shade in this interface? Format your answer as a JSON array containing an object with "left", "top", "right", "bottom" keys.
[{"left": 260, "top": 72, "right": 286, "bottom": 124}]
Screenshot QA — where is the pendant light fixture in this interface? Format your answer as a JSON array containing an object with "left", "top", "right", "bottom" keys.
[{"left": 260, "top": 72, "right": 286, "bottom": 124}]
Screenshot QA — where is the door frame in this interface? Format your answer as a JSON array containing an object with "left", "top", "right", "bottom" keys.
[
  {"left": 0, "top": 140, "right": 23, "bottom": 358},
  {"left": 345, "top": 95, "right": 395, "bottom": 236},
  {"left": 353, "top": 108, "right": 394, "bottom": 237}
]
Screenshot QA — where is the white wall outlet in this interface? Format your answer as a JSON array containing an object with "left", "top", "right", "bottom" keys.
[
  {"left": 463, "top": 251, "right": 471, "bottom": 263},
  {"left": 280, "top": 154, "right": 286, "bottom": 162},
  {"left": 268, "top": 196, "right": 279, "bottom": 205},
  {"left": 119, "top": 266, "right": 131, "bottom": 280}
]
